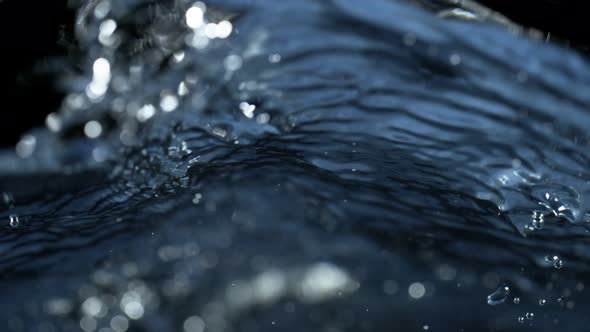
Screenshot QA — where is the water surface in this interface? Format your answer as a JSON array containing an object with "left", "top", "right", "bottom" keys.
[{"left": 1, "top": 0, "right": 590, "bottom": 331}]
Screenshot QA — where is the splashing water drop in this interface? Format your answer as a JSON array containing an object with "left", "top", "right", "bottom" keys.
[{"left": 487, "top": 285, "right": 510, "bottom": 305}]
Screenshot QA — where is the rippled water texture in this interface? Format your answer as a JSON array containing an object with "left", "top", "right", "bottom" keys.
[{"left": 2, "top": 0, "right": 590, "bottom": 331}]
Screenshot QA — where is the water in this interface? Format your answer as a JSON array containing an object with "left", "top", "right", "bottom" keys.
[
  {"left": 1, "top": 0, "right": 590, "bottom": 331},
  {"left": 487, "top": 285, "right": 510, "bottom": 306}
]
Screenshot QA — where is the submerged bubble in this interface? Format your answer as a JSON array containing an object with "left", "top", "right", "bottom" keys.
[
  {"left": 9, "top": 215, "right": 20, "bottom": 228},
  {"left": 487, "top": 285, "right": 510, "bottom": 305}
]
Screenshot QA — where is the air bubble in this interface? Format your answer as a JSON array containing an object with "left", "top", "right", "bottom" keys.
[
  {"left": 539, "top": 299, "right": 546, "bottom": 306},
  {"left": 513, "top": 297, "right": 520, "bottom": 304},
  {"left": 9, "top": 215, "right": 20, "bottom": 228},
  {"left": 545, "top": 255, "right": 564, "bottom": 269},
  {"left": 545, "top": 255, "right": 563, "bottom": 269},
  {"left": 2, "top": 192, "right": 15, "bottom": 207},
  {"left": 532, "top": 211, "right": 544, "bottom": 229},
  {"left": 268, "top": 54, "right": 281, "bottom": 63},
  {"left": 224, "top": 54, "right": 243, "bottom": 71},
  {"left": 525, "top": 312, "right": 534, "bottom": 320},
  {"left": 487, "top": 285, "right": 510, "bottom": 305},
  {"left": 192, "top": 193, "right": 202, "bottom": 205}
]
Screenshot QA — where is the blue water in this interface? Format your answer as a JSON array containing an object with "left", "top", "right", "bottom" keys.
[{"left": 1, "top": 0, "right": 590, "bottom": 331}]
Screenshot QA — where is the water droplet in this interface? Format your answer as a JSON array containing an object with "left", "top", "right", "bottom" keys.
[
  {"left": 513, "top": 297, "right": 520, "bottom": 304},
  {"left": 487, "top": 285, "right": 510, "bottom": 305},
  {"left": 539, "top": 299, "right": 546, "bottom": 306},
  {"left": 557, "top": 297, "right": 563, "bottom": 304},
  {"left": 517, "top": 317, "right": 524, "bottom": 324},
  {"left": 554, "top": 259, "right": 564, "bottom": 269},
  {"left": 16, "top": 135, "right": 37, "bottom": 158},
  {"left": 9, "top": 215, "right": 20, "bottom": 228},
  {"left": 525, "top": 312, "right": 534, "bottom": 320}
]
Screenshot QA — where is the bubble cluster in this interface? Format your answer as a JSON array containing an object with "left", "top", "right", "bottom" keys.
[
  {"left": 545, "top": 255, "right": 564, "bottom": 269},
  {"left": 532, "top": 211, "right": 544, "bottom": 229}
]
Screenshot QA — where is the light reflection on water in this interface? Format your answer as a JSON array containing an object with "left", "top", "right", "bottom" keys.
[{"left": 1, "top": 0, "right": 590, "bottom": 331}]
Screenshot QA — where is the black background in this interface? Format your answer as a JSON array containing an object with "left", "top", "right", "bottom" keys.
[
  {"left": 0, "top": 0, "right": 75, "bottom": 147},
  {"left": 0, "top": 0, "right": 587, "bottom": 147}
]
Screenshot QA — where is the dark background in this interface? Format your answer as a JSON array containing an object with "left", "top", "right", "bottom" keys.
[
  {"left": 0, "top": 0, "right": 587, "bottom": 147},
  {"left": 0, "top": 0, "right": 75, "bottom": 147}
]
